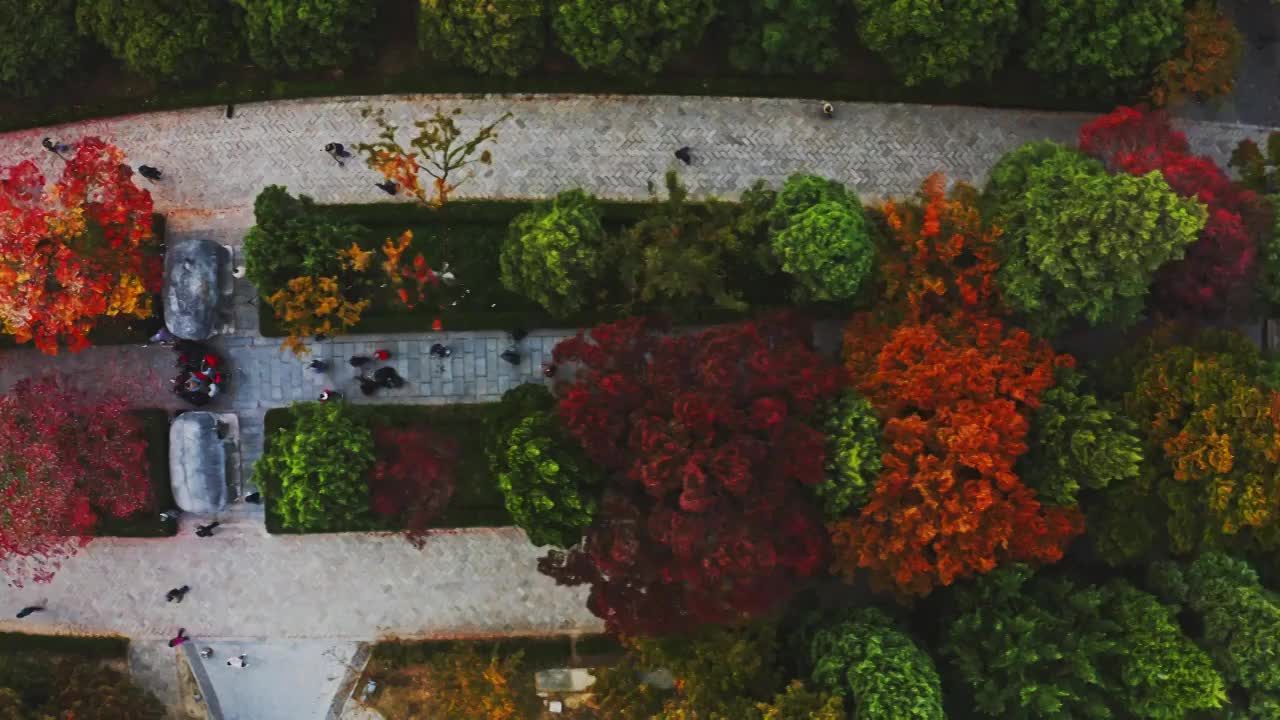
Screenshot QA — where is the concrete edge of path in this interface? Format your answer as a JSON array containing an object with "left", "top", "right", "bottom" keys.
[{"left": 326, "top": 642, "right": 371, "bottom": 720}]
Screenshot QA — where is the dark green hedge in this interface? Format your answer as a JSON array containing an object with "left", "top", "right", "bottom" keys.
[{"left": 0, "top": 633, "right": 129, "bottom": 659}]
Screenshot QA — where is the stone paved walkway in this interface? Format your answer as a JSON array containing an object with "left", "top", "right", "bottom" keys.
[{"left": 1, "top": 95, "right": 1277, "bottom": 718}]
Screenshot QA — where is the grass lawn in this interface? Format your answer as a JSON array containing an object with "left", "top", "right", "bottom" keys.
[
  {"left": 258, "top": 200, "right": 802, "bottom": 337},
  {"left": 363, "top": 635, "right": 622, "bottom": 719},
  {"left": 0, "top": 1, "right": 1119, "bottom": 134},
  {"left": 96, "top": 409, "right": 176, "bottom": 538},
  {"left": 261, "top": 403, "right": 512, "bottom": 534},
  {"left": 0, "top": 633, "right": 129, "bottom": 659}
]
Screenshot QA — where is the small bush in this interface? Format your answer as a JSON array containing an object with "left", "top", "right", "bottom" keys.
[
  {"left": 815, "top": 390, "right": 882, "bottom": 518},
  {"left": 1151, "top": 2, "right": 1243, "bottom": 107},
  {"left": 768, "top": 174, "right": 873, "bottom": 301},
  {"left": 493, "top": 412, "right": 600, "bottom": 548},
  {"left": 500, "top": 189, "right": 606, "bottom": 318},
  {"left": 75, "top": 0, "right": 240, "bottom": 80},
  {"left": 419, "top": 0, "right": 544, "bottom": 77},
  {"left": 852, "top": 0, "right": 1020, "bottom": 86},
  {"left": 233, "top": 0, "right": 378, "bottom": 70},
  {"left": 728, "top": 0, "right": 843, "bottom": 74}
]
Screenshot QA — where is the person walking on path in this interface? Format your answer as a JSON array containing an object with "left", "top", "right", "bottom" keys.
[
  {"left": 373, "top": 349, "right": 391, "bottom": 361},
  {"left": 375, "top": 180, "right": 397, "bottom": 196},
  {"left": 307, "top": 359, "right": 328, "bottom": 373},
  {"left": 168, "top": 628, "right": 190, "bottom": 648},
  {"left": 166, "top": 586, "right": 191, "bottom": 603},
  {"left": 429, "top": 343, "right": 451, "bottom": 359},
  {"left": 137, "top": 165, "right": 163, "bottom": 182},
  {"left": 15, "top": 604, "right": 44, "bottom": 619},
  {"left": 41, "top": 138, "right": 71, "bottom": 157},
  {"left": 243, "top": 491, "right": 261, "bottom": 504},
  {"left": 226, "top": 655, "right": 248, "bottom": 668},
  {"left": 319, "top": 389, "right": 342, "bottom": 402},
  {"left": 674, "top": 146, "right": 692, "bottom": 165},
  {"left": 324, "top": 143, "right": 352, "bottom": 166},
  {"left": 194, "top": 522, "right": 220, "bottom": 537},
  {"left": 822, "top": 102, "right": 834, "bottom": 119}
]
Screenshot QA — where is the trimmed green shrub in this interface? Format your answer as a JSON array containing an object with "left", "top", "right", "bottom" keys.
[
  {"left": 809, "top": 608, "right": 943, "bottom": 720},
  {"left": 418, "top": 0, "right": 544, "bottom": 77},
  {"left": 815, "top": 390, "right": 881, "bottom": 518},
  {"left": 728, "top": 0, "right": 843, "bottom": 74},
  {"left": 852, "top": 0, "right": 1020, "bottom": 86},
  {"left": 0, "top": 0, "right": 81, "bottom": 97},
  {"left": 500, "top": 189, "right": 606, "bottom": 318},
  {"left": 768, "top": 174, "right": 873, "bottom": 301},
  {"left": 1026, "top": 0, "right": 1184, "bottom": 95},
  {"left": 75, "top": 0, "right": 240, "bottom": 80},
  {"left": 1149, "top": 552, "right": 1280, "bottom": 717},
  {"left": 990, "top": 147, "right": 1206, "bottom": 333},
  {"left": 257, "top": 401, "right": 375, "bottom": 532},
  {"left": 944, "top": 564, "right": 1226, "bottom": 719},
  {"left": 1020, "top": 370, "right": 1142, "bottom": 506},
  {"left": 233, "top": 0, "right": 377, "bottom": 70},
  {"left": 243, "top": 186, "right": 366, "bottom": 296},
  {"left": 493, "top": 412, "right": 601, "bottom": 548},
  {"left": 552, "top": 0, "right": 717, "bottom": 77}
]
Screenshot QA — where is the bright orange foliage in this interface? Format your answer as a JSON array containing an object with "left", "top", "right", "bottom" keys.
[
  {"left": 832, "top": 313, "right": 1081, "bottom": 596},
  {"left": 1151, "top": 2, "right": 1243, "bottom": 107},
  {"left": 877, "top": 173, "right": 1002, "bottom": 320},
  {"left": 380, "top": 230, "right": 439, "bottom": 308},
  {"left": 266, "top": 276, "right": 370, "bottom": 356},
  {"left": 0, "top": 138, "right": 158, "bottom": 354}
]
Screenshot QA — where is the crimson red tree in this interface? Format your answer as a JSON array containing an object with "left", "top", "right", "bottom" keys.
[
  {"left": 1079, "top": 107, "right": 1259, "bottom": 316},
  {"left": 368, "top": 427, "right": 458, "bottom": 549},
  {"left": 0, "top": 376, "right": 151, "bottom": 585},
  {"left": 541, "top": 316, "right": 843, "bottom": 635}
]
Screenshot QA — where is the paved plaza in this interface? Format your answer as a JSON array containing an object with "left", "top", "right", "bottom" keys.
[{"left": 0, "top": 94, "right": 1276, "bottom": 717}]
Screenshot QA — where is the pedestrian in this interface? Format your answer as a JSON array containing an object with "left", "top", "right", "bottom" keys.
[
  {"left": 319, "top": 389, "right": 342, "bottom": 402},
  {"left": 243, "top": 491, "right": 261, "bottom": 504},
  {"left": 159, "top": 509, "right": 182, "bottom": 522},
  {"left": 324, "top": 143, "right": 351, "bottom": 166},
  {"left": 42, "top": 138, "right": 71, "bottom": 155},
  {"left": 500, "top": 349, "right": 521, "bottom": 365},
  {"left": 226, "top": 654, "right": 248, "bottom": 668},
  {"left": 674, "top": 146, "right": 692, "bottom": 165},
  {"left": 373, "top": 366, "right": 404, "bottom": 389},
  {"left": 225, "top": 104, "right": 235, "bottom": 120},
  {"left": 199, "top": 647, "right": 214, "bottom": 659},
  {"left": 137, "top": 165, "right": 163, "bottom": 182},
  {"left": 349, "top": 355, "right": 372, "bottom": 368},
  {"left": 168, "top": 628, "right": 190, "bottom": 648},
  {"left": 358, "top": 375, "right": 379, "bottom": 396},
  {"left": 542, "top": 362, "right": 558, "bottom": 378},
  {"left": 166, "top": 585, "right": 191, "bottom": 603},
  {"left": 509, "top": 328, "right": 528, "bottom": 342},
  {"left": 194, "top": 522, "right": 220, "bottom": 537},
  {"left": 429, "top": 343, "right": 452, "bottom": 359},
  {"left": 373, "top": 349, "right": 391, "bottom": 361},
  {"left": 822, "top": 102, "right": 834, "bottom": 119},
  {"left": 375, "top": 180, "right": 397, "bottom": 196},
  {"left": 307, "top": 359, "right": 328, "bottom": 373},
  {"left": 149, "top": 327, "right": 177, "bottom": 345},
  {"left": 41, "top": 137, "right": 55, "bottom": 153},
  {"left": 15, "top": 605, "right": 44, "bottom": 619}
]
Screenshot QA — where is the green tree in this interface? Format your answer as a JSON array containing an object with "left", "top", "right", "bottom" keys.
[
  {"left": 852, "top": 0, "right": 1020, "bottom": 86},
  {"left": 418, "top": 0, "right": 544, "bottom": 77},
  {"left": 243, "top": 186, "right": 366, "bottom": 297},
  {"left": 728, "top": 0, "right": 843, "bottom": 74},
  {"left": 757, "top": 681, "right": 845, "bottom": 720},
  {"left": 257, "top": 401, "right": 375, "bottom": 532},
  {"left": 1020, "top": 370, "right": 1142, "bottom": 507},
  {"left": 0, "top": 0, "right": 81, "bottom": 96},
  {"left": 75, "top": 0, "right": 240, "bottom": 80},
  {"left": 552, "top": 0, "right": 717, "bottom": 77},
  {"left": 233, "top": 0, "right": 377, "bottom": 70},
  {"left": 768, "top": 174, "right": 873, "bottom": 302},
  {"left": 944, "top": 564, "right": 1226, "bottom": 719},
  {"left": 1025, "top": 0, "right": 1184, "bottom": 95},
  {"left": 492, "top": 412, "right": 601, "bottom": 548},
  {"left": 809, "top": 608, "right": 943, "bottom": 720},
  {"left": 815, "top": 390, "right": 881, "bottom": 518},
  {"left": 500, "top": 189, "right": 606, "bottom": 318},
  {"left": 1149, "top": 552, "right": 1280, "bottom": 718},
  {"left": 610, "top": 172, "right": 777, "bottom": 315},
  {"left": 991, "top": 147, "right": 1205, "bottom": 334},
  {"left": 981, "top": 140, "right": 1076, "bottom": 218}
]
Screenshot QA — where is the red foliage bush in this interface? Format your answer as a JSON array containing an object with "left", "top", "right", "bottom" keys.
[
  {"left": 831, "top": 313, "right": 1082, "bottom": 597},
  {"left": 1079, "top": 107, "right": 1259, "bottom": 316},
  {"left": 368, "top": 427, "right": 458, "bottom": 549},
  {"left": 0, "top": 375, "right": 151, "bottom": 585},
  {"left": 542, "top": 315, "right": 843, "bottom": 634}
]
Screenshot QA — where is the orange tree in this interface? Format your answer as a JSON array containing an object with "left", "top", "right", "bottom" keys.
[
  {"left": 0, "top": 137, "right": 158, "bottom": 354},
  {"left": 830, "top": 174, "right": 1081, "bottom": 598}
]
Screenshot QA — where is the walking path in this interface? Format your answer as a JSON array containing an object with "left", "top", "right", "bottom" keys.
[{"left": 0, "top": 94, "right": 1277, "bottom": 718}]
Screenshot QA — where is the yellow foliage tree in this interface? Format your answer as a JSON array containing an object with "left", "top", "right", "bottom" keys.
[{"left": 266, "top": 275, "right": 369, "bottom": 356}]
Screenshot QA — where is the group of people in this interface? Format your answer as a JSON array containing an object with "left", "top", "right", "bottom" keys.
[
  {"left": 310, "top": 348, "right": 406, "bottom": 401},
  {"left": 170, "top": 340, "right": 227, "bottom": 406}
]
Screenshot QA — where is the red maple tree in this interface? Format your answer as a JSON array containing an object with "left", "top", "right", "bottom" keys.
[
  {"left": 368, "top": 427, "right": 458, "bottom": 549},
  {"left": 1079, "top": 106, "right": 1259, "bottom": 316},
  {"left": 541, "top": 315, "right": 843, "bottom": 635},
  {"left": 832, "top": 313, "right": 1082, "bottom": 597},
  {"left": 0, "top": 375, "right": 152, "bottom": 585},
  {"left": 0, "top": 138, "right": 159, "bottom": 354}
]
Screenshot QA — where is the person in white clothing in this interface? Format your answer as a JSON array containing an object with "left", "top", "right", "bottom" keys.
[{"left": 226, "top": 655, "right": 248, "bottom": 668}]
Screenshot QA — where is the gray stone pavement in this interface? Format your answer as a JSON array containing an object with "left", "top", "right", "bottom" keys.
[{"left": 1, "top": 95, "right": 1273, "bottom": 226}]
